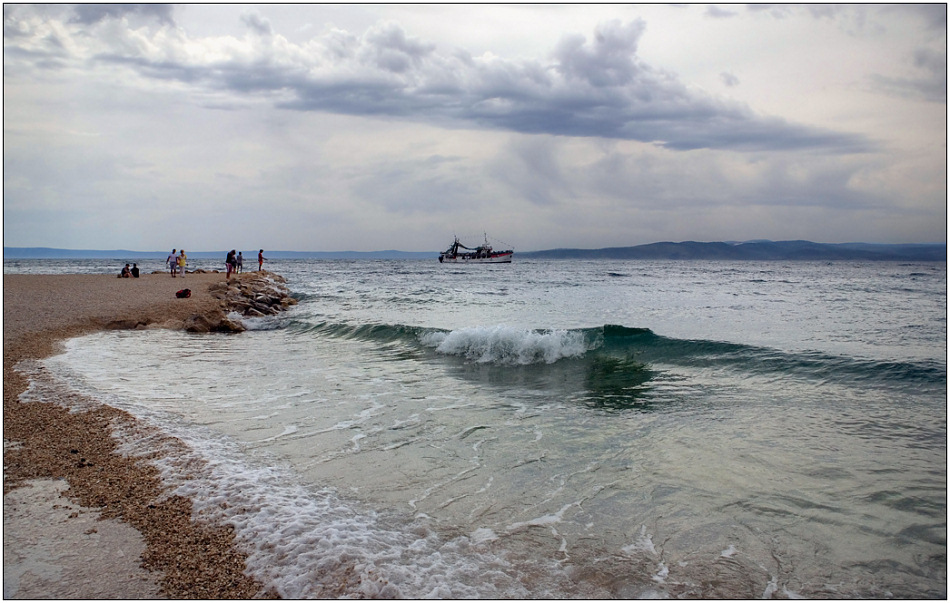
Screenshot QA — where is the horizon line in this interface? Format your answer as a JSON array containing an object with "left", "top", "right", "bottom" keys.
[{"left": 4, "top": 239, "right": 947, "bottom": 256}]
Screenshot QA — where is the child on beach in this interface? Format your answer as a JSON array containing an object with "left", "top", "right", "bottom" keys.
[
  {"left": 258, "top": 249, "right": 266, "bottom": 271},
  {"left": 178, "top": 250, "right": 187, "bottom": 278}
]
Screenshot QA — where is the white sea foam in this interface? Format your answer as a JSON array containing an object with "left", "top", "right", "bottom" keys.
[
  {"left": 622, "top": 525, "right": 659, "bottom": 556},
  {"left": 419, "top": 325, "right": 588, "bottom": 365},
  {"left": 256, "top": 424, "right": 298, "bottom": 443},
  {"left": 506, "top": 502, "right": 576, "bottom": 531},
  {"left": 104, "top": 400, "right": 535, "bottom": 599},
  {"left": 652, "top": 562, "right": 669, "bottom": 583},
  {"left": 762, "top": 575, "right": 779, "bottom": 599},
  {"left": 471, "top": 527, "right": 498, "bottom": 544},
  {"left": 19, "top": 354, "right": 544, "bottom": 599}
]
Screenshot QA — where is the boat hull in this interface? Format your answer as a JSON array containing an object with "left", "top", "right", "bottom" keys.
[{"left": 439, "top": 252, "right": 512, "bottom": 264}]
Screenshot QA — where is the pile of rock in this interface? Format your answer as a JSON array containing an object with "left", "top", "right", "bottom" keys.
[
  {"left": 208, "top": 272, "right": 296, "bottom": 317},
  {"left": 185, "top": 272, "right": 296, "bottom": 334}
]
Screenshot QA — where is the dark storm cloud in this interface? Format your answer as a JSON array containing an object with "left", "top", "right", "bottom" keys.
[
  {"left": 720, "top": 72, "right": 740, "bottom": 87},
  {"left": 705, "top": 6, "right": 738, "bottom": 19},
  {"left": 362, "top": 22, "right": 437, "bottom": 73},
  {"left": 279, "top": 19, "right": 873, "bottom": 153},
  {"left": 241, "top": 11, "right": 273, "bottom": 37},
  {"left": 870, "top": 47, "right": 947, "bottom": 103},
  {"left": 70, "top": 4, "right": 174, "bottom": 26},
  {"left": 7, "top": 12, "right": 874, "bottom": 153},
  {"left": 885, "top": 3, "right": 946, "bottom": 31}
]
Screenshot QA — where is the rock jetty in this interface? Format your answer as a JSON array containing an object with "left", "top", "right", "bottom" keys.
[{"left": 186, "top": 272, "right": 297, "bottom": 333}]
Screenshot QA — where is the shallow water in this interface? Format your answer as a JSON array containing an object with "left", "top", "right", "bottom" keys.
[{"left": 14, "top": 259, "right": 947, "bottom": 598}]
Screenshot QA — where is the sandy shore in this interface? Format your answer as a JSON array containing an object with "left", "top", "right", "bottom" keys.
[{"left": 4, "top": 271, "right": 289, "bottom": 599}]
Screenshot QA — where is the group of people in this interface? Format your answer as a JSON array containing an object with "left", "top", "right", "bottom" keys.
[
  {"left": 226, "top": 249, "right": 267, "bottom": 277},
  {"left": 166, "top": 248, "right": 188, "bottom": 277},
  {"left": 225, "top": 250, "right": 243, "bottom": 278},
  {"left": 119, "top": 248, "right": 266, "bottom": 279}
]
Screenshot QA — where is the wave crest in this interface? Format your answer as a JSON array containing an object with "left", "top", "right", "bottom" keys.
[{"left": 420, "top": 325, "right": 590, "bottom": 365}]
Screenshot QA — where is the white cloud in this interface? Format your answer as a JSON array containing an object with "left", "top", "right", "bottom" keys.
[{"left": 2, "top": 4, "right": 945, "bottom": 251}]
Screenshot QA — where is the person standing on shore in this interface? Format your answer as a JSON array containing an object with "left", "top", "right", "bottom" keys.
[
  {"left": 167, "top": 249, "right": 177, "bottom": 277},
  {"left": 226, "top": 249, "right": 235, "bottom": 279},
  {"left": 178, "top": 249, "right": 187, "bottom": 278},
  {"left": 258, "top": 249, "right": 266, "bottom": 271},
  {"left": 237, "top": 252, "right": 244, "bottom": 273}
]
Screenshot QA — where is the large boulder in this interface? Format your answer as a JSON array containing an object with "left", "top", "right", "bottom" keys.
[{"left": 184, "top": 309, "right": 246, "bottom": 333}]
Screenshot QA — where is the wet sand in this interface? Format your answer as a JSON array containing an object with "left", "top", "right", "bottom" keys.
[{"left": 3, "top": 271, "right": 287, "bottom": 599}]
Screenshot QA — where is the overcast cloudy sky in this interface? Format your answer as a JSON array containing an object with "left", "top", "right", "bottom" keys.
[{"left": 3, "top": 4, "right": 946, "bottom": 252}]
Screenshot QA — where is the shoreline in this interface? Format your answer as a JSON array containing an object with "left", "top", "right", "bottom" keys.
[{"left": 3, "top": 271, "right": 294, "bottom": 598}]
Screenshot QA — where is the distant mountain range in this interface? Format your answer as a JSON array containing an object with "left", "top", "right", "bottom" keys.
[
  {"left": 517, "top": 240, "right": 947, "bottom": 261},
  {"left": 4, "top": 241, "right": 946, "bottom": 261}
]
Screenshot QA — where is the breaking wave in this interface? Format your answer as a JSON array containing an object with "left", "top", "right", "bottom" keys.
[
  {"left": 419, "top": 325, "right": 590, "bottom": 365},
  {"left": 291, "top": 321, "right": 945, "bottom": 391}
]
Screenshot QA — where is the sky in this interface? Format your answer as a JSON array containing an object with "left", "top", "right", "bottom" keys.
[{"left": 3, "top": 4, "right": 947, "bottom": 252}]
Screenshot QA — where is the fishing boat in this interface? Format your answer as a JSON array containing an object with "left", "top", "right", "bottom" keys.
[{"left": 439, "top": 234, "right": 513, "bottom": 263}]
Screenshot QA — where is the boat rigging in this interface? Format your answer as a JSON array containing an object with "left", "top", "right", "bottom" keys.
[{"left": 439, "top": 234, "right": 513, "bottom": 264}]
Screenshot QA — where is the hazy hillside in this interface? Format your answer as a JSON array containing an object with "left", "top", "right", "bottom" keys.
[{"left": 517, "top": 240, "right": 946, "bottom": 261}]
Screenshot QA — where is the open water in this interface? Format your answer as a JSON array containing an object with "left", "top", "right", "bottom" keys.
[{"left": 7, "top": 258, "right": 947, "bottom": 598}]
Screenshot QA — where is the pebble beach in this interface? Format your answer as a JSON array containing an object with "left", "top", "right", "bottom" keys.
[{"left": 3, "top": 271, "right": 293, "bottom": 599}]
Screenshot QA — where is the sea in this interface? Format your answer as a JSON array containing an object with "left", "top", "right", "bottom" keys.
[{"left": 5, "top": 257, "right": 947, "bottom": 598}]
